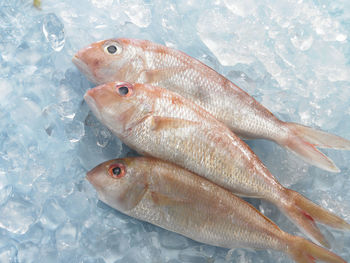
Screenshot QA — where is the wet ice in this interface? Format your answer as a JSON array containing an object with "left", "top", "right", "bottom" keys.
[
  {"left": 0, "top": 0, "right": 349, "bottom": 262},
  {"left": 42, "top": 13, "right": 65, "bottom": 52}
]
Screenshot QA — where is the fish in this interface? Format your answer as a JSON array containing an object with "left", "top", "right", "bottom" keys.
[
  {"left": 86, "top": 157, "right": 346, "bottom": 263},
  {"left": 84, "top": 81, "right": 350, "bottom": 248},
  {"left": 72, "top": 38, "right": 350, "bottom": 173}
]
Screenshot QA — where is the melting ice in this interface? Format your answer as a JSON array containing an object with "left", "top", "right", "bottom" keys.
[{"left": 0, "top": 0, "right": 349, "bottom": 262}]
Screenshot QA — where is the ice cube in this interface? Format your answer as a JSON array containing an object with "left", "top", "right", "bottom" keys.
[
  {"left": 160, "top": 231, "right": 189, "bottom": 250},
  {"left": 81, "top": 257, "right": 106, "bottom": 263},
  {"left": 42, "top": 13, "right": 65, "bottom": 52},
  {"left": 121, "top": 0, "right": 152, "bottom": 28},
  {"left": 1, "top": 0, "right": 350, "bottom": 262},
  {"left": 40, "top": 198, "right": 67, "bottom": 230},
  {"left": 55, "top": 221, "right": 78, "bottom": 250},
  {"left": 178, "top": 246, "right": 214, "bottom": 263},
  {"left": 91, "top": 0, "right": 113, "bottom": 9},
  {"left": 0, "top": 185, "right": 12, "bottom": 207},
  {"left": 0, "top": 196, "right": 38, "bottom": 234},
  {"left": 17, "top": 242, "right": 40, "bottom": 263},
  {"left": 0, "top": 245, "right": 17, "bottom": 263},
  {"left": 65, "top": 120, "right": 85, "bottom": 143}
]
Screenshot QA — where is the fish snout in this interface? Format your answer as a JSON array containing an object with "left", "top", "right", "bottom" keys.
[
  {"left": 86, "top": 86, "right": 100, "bottom": 98},
  {"left": 86, "top": 161, "right": 107, "bottom": 187},
  {"left": 86, "top": 169, "right": 95, "bottom": 184},
  {"left": 84, "top": 88, "right": 105, "bottom": 120},
  {"left": 72, "top": 46, "right": 91, "bottom": 67},
  {"left": 72, "top": 45, "right": 101, "bottom": 84}
]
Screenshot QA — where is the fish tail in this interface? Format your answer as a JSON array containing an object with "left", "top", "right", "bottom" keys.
[
  {"left": 287, "top": 122, "right": 350, "bottom": 150},
  {"left": 279, "top": 122, "right": 350, "bottom": 172},
  {"left": 279, "top": 189, "right": 350, "bottom": 248},
  {"left": 286, "top": 235, "right": 346, "bottom": 263}
]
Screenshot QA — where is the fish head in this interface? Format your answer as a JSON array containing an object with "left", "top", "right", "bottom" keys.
[
  {"left": 84, "top": 81, "right": 154, "bottom": 136},
  {"left": 86, "top": 158, "right": 149, "bottom": 212},
  {"left": 72, "top": 38, "right": 144, "bottom": 84}
]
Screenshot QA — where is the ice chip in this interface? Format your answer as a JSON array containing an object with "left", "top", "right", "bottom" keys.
[
  {"left": 121, "top": 0, "right": 152, "bottom": 28},
  {"left": 289, "top": 25, "right": 314, "bottom": 51},
  {"left": 81, "top": 257, "right": 106, "bottom": 263},
  {"left": 95, "top": 127, "right": 112, "bottom": 148},
  {"left": 0, "top": 245, "right": 17, "bottom": 263},
  {"left": 0, "top": 196, "right": 37, "bottom": 234},
  {"left": 160, "top": 231, "right": 189, "bottom": 249},
  {"left": 65, "top": 120, "right": 85, "bottom": 143},
  {"left": 55, "top": 221, "right": 78, "bottom": 250},
  {"left": 0, "top": 185, "right": 12, "bottom": 207},
  {"left": 196, "top": 8, "right": 254, "bottom": 66},
  {"left": 57, "top": 100, "right": 77, "bottom": 119},
  {"left": 1, "top": 0, "right": 350, "bottom": 262},
  {"left": 0, "top": 79, "right": 11, "bottom": 103},
  {"left": 17, "top": 242, "right": 40, "bottom": 263},
  {"left": 178, "top": 246, "right": 214, "bottom": 262},
  {"left": 91, "top": 0, "right": 113, "bottom": 9},
  {"left": 40, "top": 199, "right": 67, "bottom": 230},
  {"left": 20, "top": 223, "right": 44, "bottom": 245},
  {"left": 223, "top": 0, "right": 257, "bottom": 17},
  {"left": 10, "top": 97, "right": 41, "bottom": 125},
  {"left": 114, "top": 256, "right": 138, "bottom": 263},
  {"left": 62, "top": 191, "right": 89, "bottom": 220},
  {"left": 42, "top": 13, "right": 65, "bottom": 52},
  {"left": 39, "top": 248, "right": 58, "bottom": 263}
]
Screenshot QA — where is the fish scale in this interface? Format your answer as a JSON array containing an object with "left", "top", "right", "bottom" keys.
[
  {"left": 130, "top": 93, "right": 277, "bottom": 198},
  {"left": 86, "top": 157, "right": 346, "bottom": 263},
  {"left": 84, "top": 81, "right": 350, "bottom": 248},
  {"left": 73, "top": 38, "right": 350, "bottom": 172}
]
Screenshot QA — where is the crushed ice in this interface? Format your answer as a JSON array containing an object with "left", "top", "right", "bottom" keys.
[{"left": 0, "top": 0, "right": 349, "bottom": 262}]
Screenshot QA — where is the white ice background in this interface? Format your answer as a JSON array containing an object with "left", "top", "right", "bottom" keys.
[{"left": 0, "top": 0, "right": 350, "bottom": 262}]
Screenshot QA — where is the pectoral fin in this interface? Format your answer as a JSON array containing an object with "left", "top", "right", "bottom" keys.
[
  {"left": 119, "top": 182, "right": 148, "bottom": 211},
  {"left": 150, "top": 116, "right": 199, "bottom": 132}
]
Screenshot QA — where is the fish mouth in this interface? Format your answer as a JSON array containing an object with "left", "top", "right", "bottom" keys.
[
  {"left": 72, "top": 54, "right": 97, "bottom": 84},
  {"left": 84, "top": 91, "right": 103, "bottom": 121},
  {"left": 85, "top": 168, "right": 102, "bottom": 191},
  {"left": 86, "top": 169, "right": 94, "bottom": 184}
]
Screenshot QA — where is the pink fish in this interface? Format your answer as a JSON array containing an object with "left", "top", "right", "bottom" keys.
[
  {"left": 84, "top": 81, "right": 350, "bottom": 248},
  {"left": 73, "top": 38, "right": 350, "bottom": 172},
  {"left": 87, "top": 157, "right": 346, "bottom": 263}
]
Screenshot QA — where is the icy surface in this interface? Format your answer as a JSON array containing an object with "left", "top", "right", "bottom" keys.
[{"left": 0, "top": 0, "right": 349, "bottom": 262}]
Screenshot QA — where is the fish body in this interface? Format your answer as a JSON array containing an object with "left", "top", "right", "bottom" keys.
[
  {"left": 84, "top": 81, "right": 350, "bottom": 247},
  {"left": 87, "top": 157, "right": 346, "bottom": 263},
  {"left": 73, "top": 38, "right": 350, "bottom": 172}
]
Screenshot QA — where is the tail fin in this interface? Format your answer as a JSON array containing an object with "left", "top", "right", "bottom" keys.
[
  {"left": 287, "top": 236, "right": 346, "bottom": 263},
  {"left": 280, "top": 122, "right": 350, "bottom": 172},
  {"left": 279, "top": 189, "right": 350, "bottom": 248},
  {"left": 287, "top": 122, "right": 350, "bottom": 150}
]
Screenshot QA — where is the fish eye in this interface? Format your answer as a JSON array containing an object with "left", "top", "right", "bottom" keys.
[
  {"left": 108, "top": 163, "right": 125, "bottom": 179},
  {"left": 107, "top": 45, "right": 117, "bottom": 54},
  {"left": 118, "top": 86, "right": 129, "bottom": 95},
  {"left": 103, "top": 41, "right": 122, "bottom": 55},
  {"left": 115, "top": 83, "right": 133, "bottom": 96}
]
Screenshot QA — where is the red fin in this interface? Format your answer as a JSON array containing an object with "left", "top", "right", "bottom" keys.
[
  {"left": 280, "top": 122, "right": 350, "bottom": 172},
  {"left": 288, "top": 236, "right": 346, "bottom": 263},
  {"left": 118, "top": 181, "right": 148, "bottom": 211},
  {"left": 301, "top": 210, "right": 315, "bottom": 223},
  {"left": 308, "top": 255, "right": 316, "bottom": 263},
  {"left": 280, "top": 189, "right": 350, "bottom": 248},
  {"left": 288, "top": 122, "right": 350, "bottom": 150},
  {"left": 283, "top": 135, "right": 339, "bottom": 173}
]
